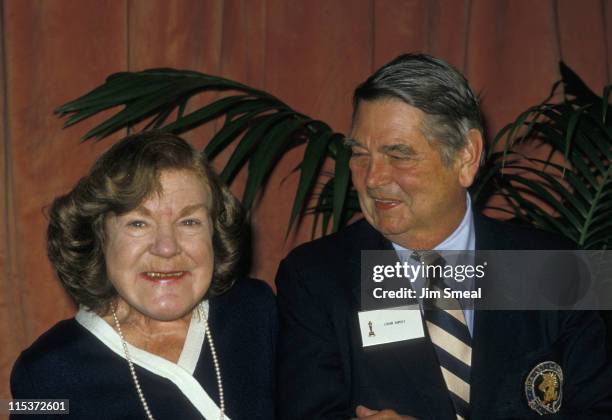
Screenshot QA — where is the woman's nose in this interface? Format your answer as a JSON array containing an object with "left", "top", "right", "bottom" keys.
[{"left": 150, "top": 225, "right": 180, "bottom": 257}]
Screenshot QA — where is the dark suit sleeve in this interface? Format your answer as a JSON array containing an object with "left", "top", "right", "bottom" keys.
[
  {"left": 276, "top": 257, "right": 350, "bottom": 420},
  {"left": 556, "top": 310, "right": 612, "bottom": 418},
  {"left": 262, "top": 282, "right": 279, "bottom": 420}
]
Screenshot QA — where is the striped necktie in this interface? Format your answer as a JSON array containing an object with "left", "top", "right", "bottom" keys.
[{"left": 413, "top": 251, "right": 472, "bottom": 420}]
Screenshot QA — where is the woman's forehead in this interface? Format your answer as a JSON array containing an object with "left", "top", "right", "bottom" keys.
[
  {"left": 147, "top": 169, "right": 211, "bottom": 205},
  {"left": 109, "top": 169, "right": 212, "bottom": 217}
]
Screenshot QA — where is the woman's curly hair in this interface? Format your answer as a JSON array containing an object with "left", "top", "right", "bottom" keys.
[{"left": 47, "top": 131, "right": 247, "bottom": 314}]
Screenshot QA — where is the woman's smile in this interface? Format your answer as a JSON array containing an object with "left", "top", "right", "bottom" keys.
[{"left": 141, "top": 270, "right": 189, "bottom": 283}]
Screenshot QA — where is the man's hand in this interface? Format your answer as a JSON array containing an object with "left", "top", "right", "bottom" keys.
[{"left": 355, "top": 405, "right": 417, "bottom": 419}]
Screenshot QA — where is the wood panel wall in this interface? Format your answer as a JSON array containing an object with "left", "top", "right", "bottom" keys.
[{"left": 1, "top": 0, "right": 611, "bottom": 399}]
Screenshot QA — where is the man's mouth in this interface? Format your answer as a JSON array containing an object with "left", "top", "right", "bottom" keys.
[{"left": 373, "top": 199, "right": 401, "bottom": 210}]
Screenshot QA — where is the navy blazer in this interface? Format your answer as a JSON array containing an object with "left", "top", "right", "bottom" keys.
[
  {"left": 276, "top": 216, "right": 612, "bottom": 419},
  {"left": 11, "top": 277, "right": 277, "bottom": 420}
]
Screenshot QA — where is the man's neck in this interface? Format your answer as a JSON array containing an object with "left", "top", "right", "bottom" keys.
[{"left": 387, "top": 193, "right": 472, "bottom": 251}]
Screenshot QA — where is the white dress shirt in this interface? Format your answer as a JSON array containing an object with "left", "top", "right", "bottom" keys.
[{"left": 392, "top": 193, "right": 476, "bottom": 335}]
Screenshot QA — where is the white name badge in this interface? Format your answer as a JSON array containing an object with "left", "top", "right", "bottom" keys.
[{"left": 358, "top": 305, "right": 425, "bottom": 347}]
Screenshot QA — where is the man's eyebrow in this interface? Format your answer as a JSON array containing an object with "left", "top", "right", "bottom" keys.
[
  {"left": 343, "top": 137, "right": 364, "bottom": 148},
  {"left": 380, "top": 143, "right": 417, "bottom": 155}
]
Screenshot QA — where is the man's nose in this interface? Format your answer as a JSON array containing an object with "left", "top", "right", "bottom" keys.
[
  {"left": 365, "top": 157, "right": 391, "bottom": 189},
  {"left": 150, "top": 225, "right": 180, "bottom": 258}
]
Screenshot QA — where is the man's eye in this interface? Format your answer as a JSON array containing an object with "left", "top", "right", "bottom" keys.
[
  {"left": 350, "top": 150, "right": 368, "bottom": 158},
  {"left": 127, "top": 220, "right": 147, "bottom": 228},
  {"left": 389, "top": 153, "right": 413, "bottom": 161}
]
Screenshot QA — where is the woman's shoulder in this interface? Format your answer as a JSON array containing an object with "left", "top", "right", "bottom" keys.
[
  {"left": 209, "top": 277, "right": 277, "bottom": 331},
  {"left": 216, "top": 277, "right": 275, "bottom": 306},
  {"left": 16, "top": 319, "right": 85, "bottom": 365},
  {"left": 11, "top": 318, "right": 91, "bottom": 396}
]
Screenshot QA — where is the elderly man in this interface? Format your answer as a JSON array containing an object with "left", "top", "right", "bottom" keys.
[{"left": 276, "top": 54, "right": 611, "bottom": 419}]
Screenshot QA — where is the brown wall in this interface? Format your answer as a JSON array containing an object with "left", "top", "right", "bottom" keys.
[{"left": 1, "top": 0, "right": 611, "bottom": 400}]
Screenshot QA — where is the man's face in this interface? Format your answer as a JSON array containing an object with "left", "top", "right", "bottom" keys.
[{"left": 348, "top": 99, "right": 478, "bottom": 249}]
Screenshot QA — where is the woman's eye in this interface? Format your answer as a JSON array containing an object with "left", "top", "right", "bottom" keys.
[
  {"left": 181, "top": 219, "right": 201, "bottom": 226},
  {"left": 127, "top": 220, "right": 147, "bottom": 228}
]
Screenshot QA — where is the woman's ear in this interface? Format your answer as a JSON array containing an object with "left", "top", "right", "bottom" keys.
[{"left": 457, "top": 129, "right": 484, "bottom": 188}]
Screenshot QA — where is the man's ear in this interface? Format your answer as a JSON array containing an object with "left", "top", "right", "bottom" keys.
[{"left": 457, "top": 129, "right": 483, "bottom": 188}]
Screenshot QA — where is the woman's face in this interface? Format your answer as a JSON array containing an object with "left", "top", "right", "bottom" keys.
[{"left": 104, "top": 169, "right": 214, "bottom": 322}]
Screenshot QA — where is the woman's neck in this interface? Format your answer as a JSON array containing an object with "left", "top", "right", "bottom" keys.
[{"left": 101, "top": 298, "right": 193, "bottom": 363}]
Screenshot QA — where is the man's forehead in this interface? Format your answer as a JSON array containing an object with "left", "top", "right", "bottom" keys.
[{"left": 351, "top": 101, "right": 424, "bottom": 132}]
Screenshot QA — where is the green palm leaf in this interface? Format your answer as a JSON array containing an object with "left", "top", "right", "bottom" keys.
[
  {"left": 58, "top": 63, "right": 611, "bottom": 248},
  {"left": 56, "top": 68, "right": 356, "bottom": 237},
  {"left": 287, "top": 129, "right": 338, "bottom": 235},
  {"left": 477, "top": 62, "right": 612, "bottom": 249}
]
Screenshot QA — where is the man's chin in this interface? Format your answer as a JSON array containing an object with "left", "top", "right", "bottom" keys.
[{"left": 370, "top": 221, "right": 410, "bottom": 238}]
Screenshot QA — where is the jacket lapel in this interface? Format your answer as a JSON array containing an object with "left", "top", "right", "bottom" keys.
[
  {"left": 348, "top": 220, "right": 394, "bottom": 306},
  {"left": 471, "top": 214, "right": 520, "bottom": 417},
  {"left": 347, "top": 220, "right": 455, "bottom": 418}
]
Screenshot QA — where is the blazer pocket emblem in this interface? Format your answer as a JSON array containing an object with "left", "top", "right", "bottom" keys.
[{"left": 524, "top": 361, "right": 563, "bottom": 415}]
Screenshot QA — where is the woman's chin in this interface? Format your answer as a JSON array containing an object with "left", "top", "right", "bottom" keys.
[{"left": 138, "top": 301, "right": 198, "bottom": 322}]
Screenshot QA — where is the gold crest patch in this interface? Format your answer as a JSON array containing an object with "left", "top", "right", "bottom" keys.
[{"left": 525, "top": 361, "right": 563, "bottom": 415}]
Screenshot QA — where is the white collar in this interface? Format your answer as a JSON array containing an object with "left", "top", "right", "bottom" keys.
[{"left": 76, "top": 302, "right": 229, "bottom": 420}]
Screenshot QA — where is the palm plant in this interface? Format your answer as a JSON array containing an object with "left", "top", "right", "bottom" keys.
[
  {"left": 475, "top": 63, "right": 612, "bottom": 249},
  {"left": 55, "top": 69, "right": 358, "bottom": 237},
  {"left": 56, "top": 63, "right": 611, "bottom": 248}
]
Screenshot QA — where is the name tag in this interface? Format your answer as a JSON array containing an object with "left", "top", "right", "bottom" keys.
[{"left": 358, "top": 305, "right": 425, "bottom": 347}]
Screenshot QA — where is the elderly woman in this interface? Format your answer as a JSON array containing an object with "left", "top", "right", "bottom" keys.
[{"left": 10, "top": 132, "right": 276, "bottom": 419}]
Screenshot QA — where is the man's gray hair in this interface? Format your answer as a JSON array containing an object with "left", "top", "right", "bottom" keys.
[{"left": 352, "top": 53, "right": 484, "bottom": 166}]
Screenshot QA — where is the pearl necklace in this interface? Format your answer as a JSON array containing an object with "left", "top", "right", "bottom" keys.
[{"left": 111, "top": 303, "right": 225, "bottom": 420}]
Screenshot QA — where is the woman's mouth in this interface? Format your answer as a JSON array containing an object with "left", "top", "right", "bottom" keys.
[{"left": 141, "top": 271, "right": 187, "bottom": 283}]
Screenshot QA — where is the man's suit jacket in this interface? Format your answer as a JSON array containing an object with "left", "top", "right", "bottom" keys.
[{"left": 276, "top": 216, "right": 612, "bottom": 419}]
